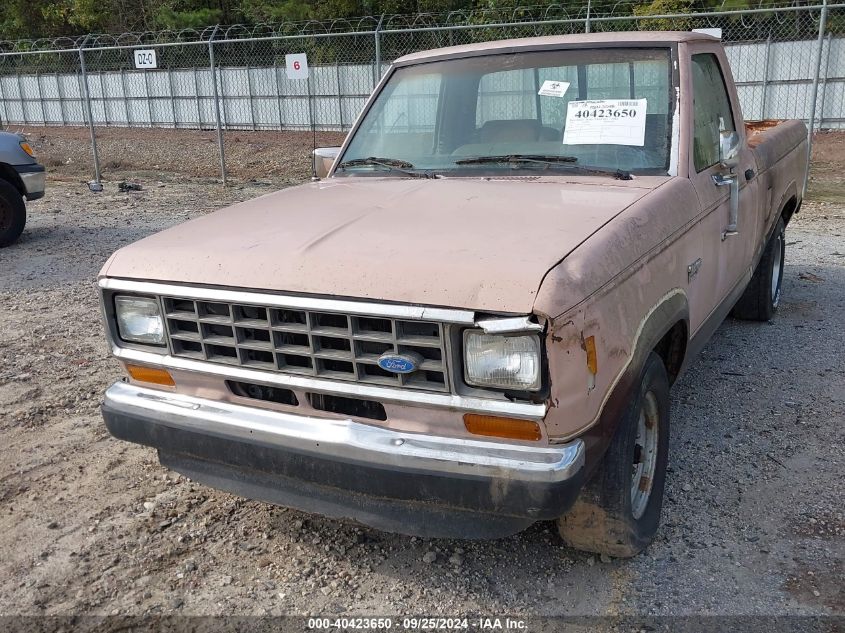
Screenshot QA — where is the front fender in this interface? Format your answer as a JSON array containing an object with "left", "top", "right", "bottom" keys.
[{"left": 543, "top": 290, "right": 689, "bottom": 480}]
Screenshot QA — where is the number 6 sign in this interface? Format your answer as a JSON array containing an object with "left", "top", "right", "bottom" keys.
[{"left": 285, "top": 53, "right": 309, "bottom": 80}]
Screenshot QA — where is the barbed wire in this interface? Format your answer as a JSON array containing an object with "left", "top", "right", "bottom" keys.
[{"left": 0, "top": 0, "right": 827, "bottom": 53}]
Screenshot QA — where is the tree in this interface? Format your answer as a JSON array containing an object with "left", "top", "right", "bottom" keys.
[{"left": 633, "top": 0, "right": 694, "bottom": 30}]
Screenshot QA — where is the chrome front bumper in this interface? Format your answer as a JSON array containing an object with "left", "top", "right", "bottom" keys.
[
  {"left": 103, "top": 382, "right": 586, "bottom": 538},
  {"left": 15, "top": 164, "right": 46, "bottom": 200}
]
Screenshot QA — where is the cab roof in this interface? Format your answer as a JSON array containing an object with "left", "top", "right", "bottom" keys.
[{"left": 394, "top": 31, "right": 715, "bottom": 65}]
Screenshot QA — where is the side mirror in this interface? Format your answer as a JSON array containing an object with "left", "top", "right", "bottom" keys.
[
  {"left": 719, "top": 130, "right": 741, "bottom": 170},
  {"left": 313, "top": 147, "right": 341, "bottom": 179}
]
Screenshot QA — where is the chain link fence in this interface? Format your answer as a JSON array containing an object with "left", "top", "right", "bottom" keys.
[{"left": 0, "top": 3, "right": 841, "bottom": 184}]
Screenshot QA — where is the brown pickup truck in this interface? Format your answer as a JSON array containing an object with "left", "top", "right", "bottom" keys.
[{"left": 99, "top": 32, "right": 807, "bottom": 556}]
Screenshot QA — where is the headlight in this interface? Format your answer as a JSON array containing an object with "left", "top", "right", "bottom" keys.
[
  {"left": 114, "top": 295, "right": 165, "bottom": 346},
  {"left": 464, "top": 331, "right": 541, "bottom": 391}
]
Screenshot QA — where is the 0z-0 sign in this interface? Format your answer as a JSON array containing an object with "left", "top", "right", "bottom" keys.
[{"left": 134, "top": 50, "right": 157, "bottom": 69}]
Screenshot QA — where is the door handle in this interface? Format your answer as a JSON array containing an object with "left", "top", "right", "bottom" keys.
[{"left": 712, "top": 171, "right": 739, "bottom": 239}]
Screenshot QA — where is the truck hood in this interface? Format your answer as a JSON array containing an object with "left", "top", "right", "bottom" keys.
[{"left": 103, "top": 177, "right": 662, "bottom": 314}]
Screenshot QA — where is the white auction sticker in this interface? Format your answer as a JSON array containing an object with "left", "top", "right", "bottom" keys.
[
  {"left": 538, "top": 80, "right": 569, "bottom": 98},
  {"left": 563, "top": 98, "right": 648, "bottom": 146},
  {"left": 285, "top": 53, "right": 309, "bottom": 80}
]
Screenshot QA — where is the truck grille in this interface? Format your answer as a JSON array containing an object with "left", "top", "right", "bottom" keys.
[{"left": 162, "top": 297, "right": 450, "bottom": 392}]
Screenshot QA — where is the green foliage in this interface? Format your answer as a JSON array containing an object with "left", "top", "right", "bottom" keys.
[
  {"left": 41, "top": 0, "right": 107, "bottom": 33},
  {"left": 633, "top": 0, "right": 694, "bottom": 30},
  {"left": 0, "top": 0, "right": 828, "bottom": 43},
  {"left": 155, "top": 6, "right": 224, "bottom": 29},
  {"left": 239, "top": 0, "right": 315, "bottom": 23}
]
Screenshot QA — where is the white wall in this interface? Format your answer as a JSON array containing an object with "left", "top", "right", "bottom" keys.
[{"left": 1, "top": 37, "right": 843, "bottom": 130}]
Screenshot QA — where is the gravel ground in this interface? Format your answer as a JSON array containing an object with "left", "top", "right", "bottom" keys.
[
  {"left": 8, "top": 125, "right": 347, "bottom": 184},
  {"left": 0, "top": 128, "right": 842, "bottom": 625}
]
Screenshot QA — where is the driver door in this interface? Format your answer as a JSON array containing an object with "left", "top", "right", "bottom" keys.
[{"left": 688, "top": 49, "right": 760, "bottom": 306}]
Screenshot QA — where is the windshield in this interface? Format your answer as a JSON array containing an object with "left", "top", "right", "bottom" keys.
[{"left": 338, "top": 47, "right": 675, "bottom": 177}]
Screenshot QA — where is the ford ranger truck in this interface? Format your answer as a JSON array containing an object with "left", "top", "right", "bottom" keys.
[{"left": 99, "top": 32, "right": 807, "bottom": 556}]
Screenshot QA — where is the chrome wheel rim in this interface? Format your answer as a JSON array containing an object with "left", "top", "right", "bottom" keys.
[
  {"left": 771, "top": 232, "right": 783, "bottom": 308},
  {"left": 631, "top": 391, "right": 660, "bottom": 520}
]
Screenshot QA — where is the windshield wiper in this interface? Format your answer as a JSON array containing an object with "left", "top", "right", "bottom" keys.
[
  {"left": 455, "top": 154, "right": 579, "bottom": 166},
  {"left": 337, "top": 156, "right": 435, "bottom": 179},
  {"left": 454, "top": 154, "right": 632, "bottom": 180}
]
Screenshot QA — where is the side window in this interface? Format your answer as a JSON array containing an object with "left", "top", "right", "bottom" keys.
[{"left": 691, "top": 53, "right": 736, "bottom": 172}]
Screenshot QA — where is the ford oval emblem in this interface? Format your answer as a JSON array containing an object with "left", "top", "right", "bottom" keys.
[{"left": 377, "top": 351, "right": 423, "bottom": 374}]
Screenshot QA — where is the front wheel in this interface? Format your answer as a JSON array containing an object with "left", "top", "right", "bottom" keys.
[
  {"left": 732, "top": 218, "right": 786, "bottom": 321},
  {"left": 0, "top": 178, "right": 26, "bottom": 247},
  {"left": 557, "top": 352, "right": 670, "bottom": 558}
]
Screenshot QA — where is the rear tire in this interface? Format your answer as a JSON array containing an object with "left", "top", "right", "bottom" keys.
[
  {"left": 732, "top": 218, "right": 785, "bottom": 321},
  {"left": 0, "top": 178, "right": 26, "bottom": 247},
  {"left": 557, "top": 352, "right": 670, "bottom": 558}
]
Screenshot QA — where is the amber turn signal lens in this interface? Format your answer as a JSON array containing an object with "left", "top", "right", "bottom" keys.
[
  {"left": 19, "top": 142, "right": 35, "bottom": 157},
  {"left": 584, "top": 335, "right": 598, "bottom": 376},
  {"left": 463, "top": 414, "right": 542, "bottom": 441},
  {"left": 125, "top": 364, "right": 175, "bottom": 387}
]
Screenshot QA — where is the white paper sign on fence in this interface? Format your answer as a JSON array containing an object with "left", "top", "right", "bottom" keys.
[
  {"left": 285, "top": 53, "right": 309, "bottom": 79},
  {"left": 133, "top": 50, "right": 157, "bottom": 69},
  {"left": 563, "top": 99, "right": 648, "bottom": 146}
]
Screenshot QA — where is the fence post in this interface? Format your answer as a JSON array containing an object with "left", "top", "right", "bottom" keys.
[
  {"left": 818, "top": 31, "right": 833, "bottom": 131},
  {"left": 246, "top": 62, "right": 256, "bottom": 131},
  {"left": 120, "top": 68, "right": 132, "bottom": 126},
  {"left": 98, "top": 73, "right": 109, "bottom": 126},
  {"left": 167, "top": 64, "right": 178, "bottom": 129},
  {"left": 374, "top": 14, "right": 384, "bottom": 89},
  {"left": 15, "top": 71, "right": 27, "bottom": 124},
  {"left": 55, "top": 71, "right": 67, "bottom": 125},
  {"left": 307, "top": 72, "right": 315, "bottom": 140},
  {"left": 760, "top": 32, "right": 771, "bottom": 119},
  {"left": 78, "top": 36, "right": 102, "bottom": 187},
  {"left": 804, "top": 0, "right": 828, "bottom": 196},
  {"left": 208, "top": 26, "right": 227, "bottom": 186},
  {"left": 142, "top": 62, "right": 154, "bottom": 126},
  {"left": 36, "top": 72, "right": 47, "bottom": 124},
  {"left": 0, "top": 72, "right": 8, "bottom": 125},
  {"left": 274, "top": 61, "right": 285, "bottom": 131},
  {"left": 585, "top": 0, "right": 592, "bottom": 33},
  {"left": 336, "top": 61, "right": 344, "bottom": 131},
  {"left": 192, "top": 67, "right": 202, "bottom": 127}
]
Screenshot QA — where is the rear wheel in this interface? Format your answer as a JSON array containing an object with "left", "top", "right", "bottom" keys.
[
  {"left": 732, "top": 218, "right": 786, "bottom": 321},
  {"left": 557, "top": 352, "right": 670, "bottom": 558},
  {"left": 0, "top": 178, "right": 26, "bottom": 247}
]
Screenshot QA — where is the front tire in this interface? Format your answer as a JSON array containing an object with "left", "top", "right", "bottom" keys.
[
  {"left": 0, "top": 178, "right": 26, "bottom": 247},
  {"left": 732, "top": 218, "right": 786, "bottom": 321},
  {"left": 557, "top": 352, "right": 670, "bottom": 558}
]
